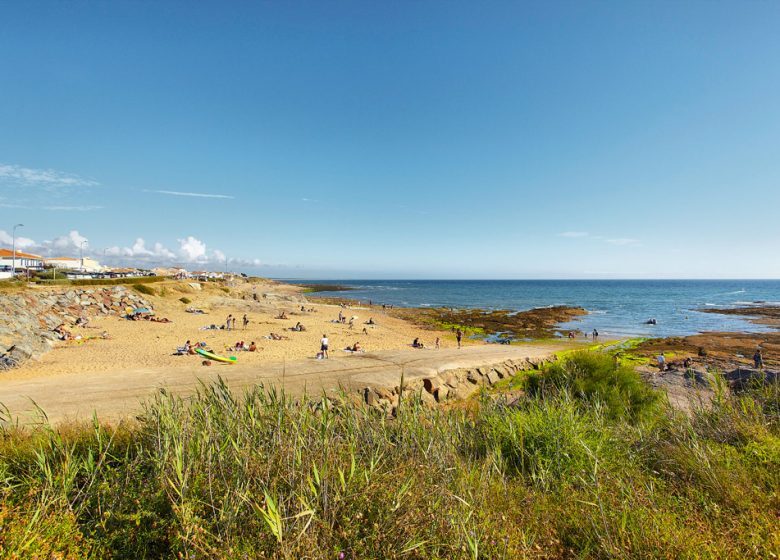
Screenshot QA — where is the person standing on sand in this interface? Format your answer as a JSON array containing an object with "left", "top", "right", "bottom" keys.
[
  {"left": 435, "top": 337, "right": 440, "bottom": 349},
  {"left": 593, "top": 329, "right": 599, "bottom": 341},
  {"left": 226, "top": 314, "right": 233, "bottom": 331},
  {"left": 456, "top": 329, "right": 463, "bottom": 349},
  {"left": 657, "top": 352, "right": 666, "bottom": 372},
  {"left": 754, "top": 348, "right": 764, "bottom": 369},
  {"left": 242, "top": 314, "right": 249, "bottom": 330},
  {"left": 320, "top": 334, "right": 329, "bottom": 359},
  {"left": 232, "top": 317, "right": 237, "bottom": 330}
]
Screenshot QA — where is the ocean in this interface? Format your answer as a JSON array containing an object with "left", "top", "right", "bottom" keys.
[{"left": 293, "top": 280, "right": 780, "bottom": 339}]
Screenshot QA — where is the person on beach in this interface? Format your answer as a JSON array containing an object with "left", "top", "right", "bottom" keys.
[
  {"left": 349, "top": 317, "right": 355, "bottom": 329},
  {"left": 592, "top": 329, "right": 599, "bottom": 341},
  {"left": 456, "top": 329, "right": 463, "bottom": 349},
  {"left": 232, "top": 317, "right": 237, "bottom": 330},
  {"left": 242, "top": 314, "right": 249, "bottom": 330},
  {"left": 248, "top": 341, "right": 257, "bottom": 352},
  {"left": 226, "top": 314, "right": 233, "bottom": 331},
  {"left": 657, "top": 353, "right": 666, "bottom": 372},
  {"left": 320, "top": 334, "right": 329, "bottom": 359},
  {"left": 435, "top": 337, "right": 440, "bottom": 349},
  {"left": 754, "top": 348, "right": 764, "bottom": 369}
]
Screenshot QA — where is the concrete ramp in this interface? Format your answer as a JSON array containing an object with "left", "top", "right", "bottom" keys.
[{"left": 0, "top": 345, "right": 561, "bottom": 425}]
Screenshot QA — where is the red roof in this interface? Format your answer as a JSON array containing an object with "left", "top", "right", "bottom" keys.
[{"left": 0, "top": 248, "right": 43, "bottom": 260}]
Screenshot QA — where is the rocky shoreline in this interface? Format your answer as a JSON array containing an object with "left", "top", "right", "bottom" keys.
[
  {"left": 388, "top": 305, "right": 588, "bottom": 339},
  {"left": 698, "top": 304, "right": 780, "bottom": 327},
  {"left": 0, "top": 286, "right": 153, "bottom": 371}
]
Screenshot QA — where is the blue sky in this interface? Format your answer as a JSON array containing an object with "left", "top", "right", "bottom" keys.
[{"left": 1, "top": 1, "right": 779, "bottom": 278}]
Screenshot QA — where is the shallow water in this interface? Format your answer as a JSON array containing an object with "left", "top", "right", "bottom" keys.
[{"left": 295, "top": 280, "right": 780, "bottom": 338}]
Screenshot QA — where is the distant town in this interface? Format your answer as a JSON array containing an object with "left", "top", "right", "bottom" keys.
[{"left": 0, "top": 248, "right": 235, "bottom": 281}]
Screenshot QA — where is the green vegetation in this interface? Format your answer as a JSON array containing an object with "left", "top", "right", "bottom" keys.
[
  {"left": 1, "top": 357, "right": 779, "bottom": 558},
  {"left": 132, "top": 284, "right": 156, "bottom": 296},
  {"left": 178, "top": 297, "right": 192, "bottom": 305},
  {"left": 525, "top": 352, "right": 662, "bottom": 423},
  {"left": 31, "top": 276, "right": 165, "bottom": 287}
]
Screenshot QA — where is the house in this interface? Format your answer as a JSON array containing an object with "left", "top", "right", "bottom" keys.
[
  {"left": 0, "top": 248, "right": 44, "bottom": 271},
  {"left": 46, "top": 256, "right": 104, "bottom": 273}
]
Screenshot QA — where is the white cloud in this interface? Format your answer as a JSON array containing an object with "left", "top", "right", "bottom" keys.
[
  {"left": 605, "top": 238, "right": 640, "bottom": 246},
  {"left": 0, "top": 230, "right": 36, "bottom": 249},
  {"left": 177, "top": 236, "right": 208, "bottom": 262},
  {"left": 0, "top": 163, "right": 99, "bottom": 188},
  {"left": 1, "top": 228, "right": 266, "bottom": 268},
  {"left": 43, "top": 205, "right": 103, "bottom": 211},
  {"left": 558, "top": 231, "right": 589, "bottom": 238},
  {"left": 146, "top": 190, "right": 234, "bottom": 199}
]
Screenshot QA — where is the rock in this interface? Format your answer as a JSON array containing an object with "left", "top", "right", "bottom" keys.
[
  {"left": 423, "top": 377, "right": 442, "bottom": 394},
  {"left": 466, "top": 370, "right": 482, "bottom": 384},
  {"left": 486, "top": 370, "right": 501, "bottom": 385},
  {"left": 454, "top": 383, "right": 478, "bottom": 400},
  {"left": 727, "top": 367, "right": 778, "bottom": 390},
  {"left": 434, "top": 385, "right": 450, "bottom": 402}
]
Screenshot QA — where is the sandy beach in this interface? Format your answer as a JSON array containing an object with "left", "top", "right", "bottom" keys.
[{"left": 3, "top": 278, "right": 469, "bottom": 382}]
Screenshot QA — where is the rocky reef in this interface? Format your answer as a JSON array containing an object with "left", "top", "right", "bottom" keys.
[{"left": 390, "top": 305, "right": 587, "bottom": 339}]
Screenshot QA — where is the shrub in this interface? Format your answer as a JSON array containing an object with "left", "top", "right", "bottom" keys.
[
  {"left": 471, "top": 395, "right": 610, "bottom": 489},
  {"left": 179, "top": 297, "right": 191, "bottom": 305},
  {"left": 528, "top": 351, "right": 662, "bottom": 423},
  {"left": 133, "top": 284, "right": 156, "bottom": 296}
]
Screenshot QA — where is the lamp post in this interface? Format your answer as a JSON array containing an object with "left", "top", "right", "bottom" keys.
[
  {"left": 11, "top": 223, "right": 24, "bottom": 277},
  {"left": 80, "top": 240, "right": 87, "bottom": 272}
]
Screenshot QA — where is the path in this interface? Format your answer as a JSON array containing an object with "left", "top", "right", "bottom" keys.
[{"left": 0, "top": 344, "right": 562, "bottom": 425}]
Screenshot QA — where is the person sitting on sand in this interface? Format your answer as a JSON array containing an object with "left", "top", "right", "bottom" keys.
[
  {"left": 54, "top": 324, "right": 73, "bottom": 340},
  {"left": 275, "top": 311, "right": 288, "bottom": 320},
  {"left": 248, "top": 341, "right": 257, "bottom": 352},
  {"left": 412, "top": 337, "right": 425, "bottom": 349},
  {"left": 362, "top": 327, "right": 369, "bottom": 335},
  {"left": 365, "top": 317, "right": 375, "bottom": 325},
  {"left": 270, "top": 332, "right": 288, "bottom": 341}
]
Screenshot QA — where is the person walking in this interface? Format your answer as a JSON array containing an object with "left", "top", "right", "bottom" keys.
[
  {"left": 456, "top": 329, "right": 463, "bottom": 349},
  {"left": 226, "top": 314, "right": 233, "bottom": 331},
  {"left": 592, "top": 329, "right": 599, "bottom": 341},
  {"left": 754, "top": 348, "right": 764, "bottom": 369},
  {"left": 320, "top": 334, "right": 329, "bottom": 359},
  {"left": 435, "top": 337, "right": 440, "bottom": 349},
  {"left": 657, "top": 352, "right": 666, "bottom": 372},
  {"left": 242, "top": 314, "right": 249, "bottom": 330},
  {"left": 231, "top": 317, "right": 237, "bottom": 331}
]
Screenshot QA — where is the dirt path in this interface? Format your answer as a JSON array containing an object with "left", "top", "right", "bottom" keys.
[{"left": 0, "top": 344, "right": 566, "bottom": 425}]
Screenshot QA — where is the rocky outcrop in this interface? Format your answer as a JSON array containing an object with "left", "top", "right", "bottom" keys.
[
  {"left": 359, "top": 355, "right": 555, "bottom": 414},
  {"left": 0, "top": 286, "right": 153, "bottom": 371}
]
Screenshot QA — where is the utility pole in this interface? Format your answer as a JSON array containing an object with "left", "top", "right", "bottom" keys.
[
  {"left": 11, "top": 223, "right": 23, "bottom": 277},
  {"left": 80, "top": 240, "right": 87, "bottom": 272}
]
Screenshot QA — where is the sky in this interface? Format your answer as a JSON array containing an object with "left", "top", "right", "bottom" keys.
[{"left": 1, "top": 1, "right": 779, "bottom": 279}]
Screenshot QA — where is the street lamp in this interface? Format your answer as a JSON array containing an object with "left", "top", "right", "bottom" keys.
[
  {"left": 80, "top": 240, "right": 88, "bottom": 272},
  {"left": 11, "top": 223, "right": 23, "bottom": 277}
]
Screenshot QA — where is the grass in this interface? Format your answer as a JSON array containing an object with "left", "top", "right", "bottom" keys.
[
  {"left": 132, "top": 284, "right": 156, "bottom": 296},
  {"left": 31, "top": 276, "right": 166, "bottom": 287},
  {"left": 179, "top": 297, "right": 192, "bottom": 305},
  {"left": 1, "top": 357, "right": 779, "bottom": 558}
]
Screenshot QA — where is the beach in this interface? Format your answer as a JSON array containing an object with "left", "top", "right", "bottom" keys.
[{"left": 3, "top": 278, "right": 466, "bottom": 382}]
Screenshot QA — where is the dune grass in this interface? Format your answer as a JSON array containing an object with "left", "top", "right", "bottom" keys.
[{"left": 1, "top": 354, "right": 779, "bottom": 558}]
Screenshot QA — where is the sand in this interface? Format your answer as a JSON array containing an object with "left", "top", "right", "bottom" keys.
[{"left": 4, "top": 279, "right": 466, "bottom": 382}]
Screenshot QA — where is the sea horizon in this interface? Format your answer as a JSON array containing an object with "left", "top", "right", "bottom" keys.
[{"left": 293, "top": 278, "right": 780, "bottom": 339}]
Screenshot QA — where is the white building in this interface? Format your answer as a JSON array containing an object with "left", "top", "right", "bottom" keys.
[
  {"left": 46, "top": 256, "right": 104, "bottom": 273},
  {"left": 0, "top": 248, "right": 44, "bottom": 271}
]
